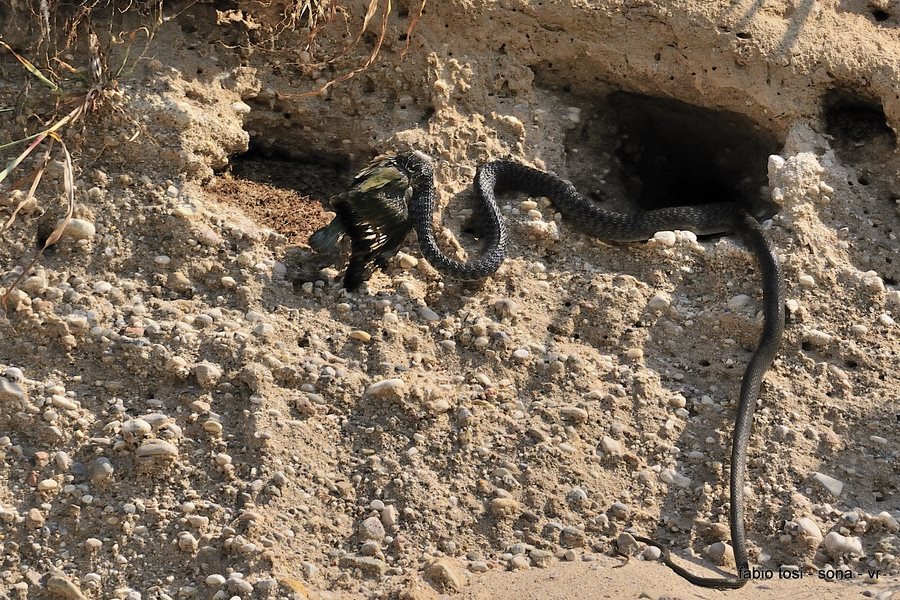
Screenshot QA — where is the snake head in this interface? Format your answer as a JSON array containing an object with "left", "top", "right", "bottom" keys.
[{"left": 395, "top": 151, "right": 434, "bottom": 184}]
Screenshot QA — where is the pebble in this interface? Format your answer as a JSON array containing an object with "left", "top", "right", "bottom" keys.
[
  {"left": 647, "top": 293, "right": 671, "bottom": 311},
  {"left": 560, "top": 526, "right": 585, "bottom": 548},
  {"left": 823, "top": 531, "right": 863, "bottom": 557},
  {"left": 426, "top": 558, "right": 466, "bottom": 591},
  {"left": 560, "top": 406, "right": 588, "bottom": 423},
  {"left": 231, "top": 100, "right": 251, "bottom": 114},
  {"left": 47, "top": 574, "right": 88, "bottom": 600},
  {"left": 652, "top": 231, "right": 677, "bottom": 246},
  {"left": 58, "top": 218, "right": 96, "bottom": 241},
  {"left": 365, "top": 378, "right": 405, "bottom": 399},
  {"left": 563, "top": 549, "right": 578, "bottom": 561},
  {"left": 338, "top": 555, "right": 387, "bottom": 576},
  {"left": 794, "top": 517, "right": 823, "bottom": 541},
  {"left": 89, "top": 457, "right": 114, "bottom": 484},
  {"left": 193, "top": 362, "right": 223, "bottom": 388},
  {"left": 358, "top": 516, "right": 385, "bottom": 543},
  {"left": 705, "top": 541, "right": 734, "bottom": 565},
  {"left": 512, "top": 348, "right": 530, "bottom": 360},
  {"left": 810, "top": 471, "right": 844, "bottom": 497},
  {"left": 798, "top": 274, "right": 816, "bottom": 288},
  {"left": 600, "top": 436, "right": 624, "bottom": 457},
  {"left": 643, "top": 545, "right": 662, "bottom": 561},
  {"left": 349, "top": 330, "right": 371, "bottom": 342},
  {"left": 616, "top": 532, "right": 638, "bottom": 556},
  {"left": 0, "top": 378, "right": 27, "bottom": 403},
  {"left": 508, "top": 555, "right": 530, "bottom": 570},
  {"left": 419, "top": 306, "right": 440, "bottom": 321},
  {"left": 877, "top": 511, "right": 899, "bottom": 532},
  {"left": 37, "top": 479, "right": 58, "bottom": 492},
  {"left": 397, "top": 252, "right": 418, "bottom": 269},
  {"left": 205, "top": 574, "right": 227, "bottom": 587},
  {"left": 135, "top": 439, "right": 179, "bottom": 460},
  {"left": 529, "top": 549, "right": 553, "bottom": 567}
]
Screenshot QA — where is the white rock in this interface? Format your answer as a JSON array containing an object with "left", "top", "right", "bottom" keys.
[
  {"left": 653, "top": 231, "right": 677, "bottom": 246},
  {"left": 358, "top": 516, "right": 385, "bottom": 543},
  {"left": 705, "top": 541, "right": 734, "bottom": 565},
  {"left": 810, "top": 471, "right": 843, "bottom": 497},
  {"left": 823, "top": 531, "right": 863, "bottom": 557},
  {"left": 418, "top": 306, "right": 440, "bottom": 321},
  {"left": 193, "top": 362, "right": 223, "bottom": 388},
  {"left": 366, "top": 378, "right": 405, "bottom": 399},
  {"left": 877, "top": 511, "right": 899, "bottom": 532},
  {"left": 0, "top": 378, "right": 27, "bottom": 404},
  {"left": 794, "top": 517, "right": 823, "bottom": 541},
  {"left": 660, "top": 467, "right": 692, "bottom": 489},
  {"left": 600, "top": 436, "right": 624, "bottom": 457},
  {"left": 57, "top": 218, "right": 96, "bottom": 241},
  {"left": 647, "top": 293, "right": 671, "bottom": 311}
]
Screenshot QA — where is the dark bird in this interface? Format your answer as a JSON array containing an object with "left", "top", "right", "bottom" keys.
[{"left": 309, "top": 154, "right": 418, "bottom": 290}]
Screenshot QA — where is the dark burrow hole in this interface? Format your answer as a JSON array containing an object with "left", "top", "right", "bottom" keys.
[
  {"left": 871, "top": 9, "right": 890, "bottom": 21},
  {"left": 823, "top": 89, "right": 896, "bottom": 148},
  {"left": 567, "top": 91, "right": 783, "bottom": 216},
  {"left": 209, "top": 144, "right": 354, "bottom": 245}
]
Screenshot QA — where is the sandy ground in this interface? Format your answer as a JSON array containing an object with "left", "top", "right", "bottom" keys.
[{"left": 0, "top": 1, "right": 898, "bottom": 599}]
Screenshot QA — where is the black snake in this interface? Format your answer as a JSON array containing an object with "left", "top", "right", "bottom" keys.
[{"left": 311, "top": 151, "right": 785, "bottom": 589}]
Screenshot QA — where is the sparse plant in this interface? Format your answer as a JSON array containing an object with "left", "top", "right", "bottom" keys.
[{"left": 0, "top": 24, "right": 153, "bottom": 316}]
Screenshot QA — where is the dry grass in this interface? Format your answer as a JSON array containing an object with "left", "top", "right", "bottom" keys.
[{"left": 0, "top": 21, "right": 152, "bottom": 316}]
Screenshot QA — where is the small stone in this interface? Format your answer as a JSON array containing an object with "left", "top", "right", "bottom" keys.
[
  {"left": 508, "top": 555, "right": 530, "bottom": 570},
  {"left": 643, "top": 545, "right": 662, "bottom": 560},
  {"left": 794, "top": 517, "right": 823, "bottom": 541},
  {"left": 135, "top": 439, "right": 179, "bottom": 460},
  {"left": 600, "top": 436, "right": 624, "bottom": 457},
  {"left": 58, "top": 218, "right": 96, "bottom": 241},
  {"left": 47, "top": 574, "right": 87, "bottom": 599},
  {"left": 231, "top": 101, "right": 251, "bottom": 114},
  {"left": 616, "top": 532, "right": 638, "bottom": 556},
  {"left": 560, "top": 526, "right": 585, "bottom": 548},
  {"left": 798, "top": 274, "right": 816, "bottom": 288},
  {"left": 512, "top": 348, "right": 530, "bottom": 360},
  {"left": 823, "top": 531, "right": 863, "bottom": 557},
  {"left": 647, "top": 293, "right": 671, "bottom": 311},
  {"left": 877, "top": 511, "right": 899, "bottom": 532},
  {"left": 625, "top": 347, "right": 643, "bottom": 361},
  {"left": 358, "top": 516, "right": 385, "bottom": 543},
  {"left": 653, "top": 231, "right": 677, "bottom": 246},
  {"left": 381, "top": 504, "right": 399, "bottom": 528},
  {"left": 397, "top": 252, "right": 418, "bottom": 269},
  {"left": 418, "top": 306, "right": 440, "bottom": 321},
  {"left": 0, "top": 378, "right": 27, "bottom": 404},
  {"left": 365, "top": 378, "right": 405, "bottom": 400},
  {"left": 349, "top": 330, "right": 372, "bottom": 342},
  {"left": 426, "top": 558, "right": 466, "bottom": 592},
  {"left": 205, "top": 574, "right": 226, "bottom": 587},
  {"left": 338, "top": 555, "right": 387, "bottom": 576},
  {"left": 560, "top": 406, "right": 588, "bottom": 423},
  {"left": 563, "top": 549, "right": 578, "bottom": 561},
  {"left": 37, "top": 479, "right": 58, "bottom": 492},
  {"left": 84, "top": 538, "right": 102, "bottom": 551},
  {"left": 810, "top": 471, "right": 843, "bottom": 497},
  {"left": 193, "top": 362, "right": 223, "bottom": 388},
  {"left": 705, "top": 541, "right": 734, "bottom": 565}
]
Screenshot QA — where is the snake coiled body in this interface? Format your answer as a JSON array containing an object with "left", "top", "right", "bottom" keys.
[
  {"left": 313, "top": 151, "right": 785, "bottom": 589},
  {"left": 395, "top": 152, "right": 785, "bottom": 589}
]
